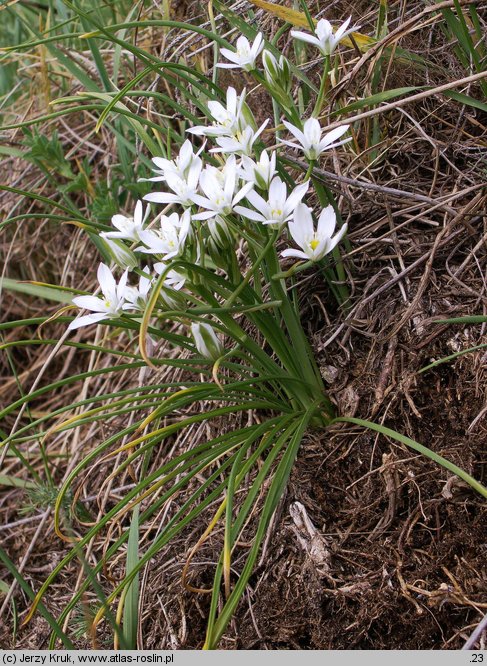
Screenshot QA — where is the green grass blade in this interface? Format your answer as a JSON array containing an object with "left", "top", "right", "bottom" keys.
[
  {"left": 122, "top": 507, "right": 140, "bottom": 649},
  {"left": 205, "top": 407, "right": 316, "bottom": 648},
  {"left": 332, "top": 417, "right": 487, "bottom": 499},
  {"left": 419, "top": 343, "right": 487, "bottom": 374},
  {"left": 442, "top": 89, "right": 487, "bottom": 113},
  {"left": 333, "top": 86, "right": 420, "bottom": 116},
  {"left": 0, "top": 278, "right": 75, "bottom": 303},
  {"left": 436, "top": 316, "right": 487, "bottom": 324},
  {"left": 0, "top": 547, "right": 75, "bottom": 649}
]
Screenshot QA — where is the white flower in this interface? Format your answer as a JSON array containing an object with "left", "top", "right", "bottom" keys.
[
  {"left": 211, "top": 120, "right": 269, "bottom": 157},
  {"left": 239, "top": 149, "right": 276, "bottom": 190},
  {"left": 235, "top": 177, "right": 309, "bottom": 227},
  {"left": 144, "top": 160, "right": 201, "bottom": 208},
  {"left": 191, "top": 155, "right": 254, "bottom": 220},
  {"left": 188, "top": 87, "right": 247, "bottom": 138},
  {"left": 100, "top": 200, "right": 148, "bottom": 242},
  {"left": 191, "top": 321, "right": 223, "bottom": 361},
  {"left": 282, "top": 203, "right": 347, "bottom": 261},
  {"left": 122, "top": 267, "right": 153, "bottom": 312},
  {"left": 68, "top": 264, "right": 129, "bottom": 330},
  {"left": 291, "top": 17, "right": 357, "bottom": 56},
  {"left": 137, "top": 210, "right": 191, "bottom": 260},
  {"left": 217, "top": 33, "right": 264, "bottom": 72},
  {"left": 145, "top": 140, "right": 204, "bottom": 183},
  {"left": 280, "top": 118, "right": 351, "bottom": 160}
]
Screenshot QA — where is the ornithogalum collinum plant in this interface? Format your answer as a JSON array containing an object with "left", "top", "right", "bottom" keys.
[{"left": 12, "top": 16, "right": 486, "bottom": 651}]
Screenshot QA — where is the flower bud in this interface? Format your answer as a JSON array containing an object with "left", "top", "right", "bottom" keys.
[
  {"left": 207, "top": 216, "right": 234, "bottom": 249},
  {"left": 241, "top": 102, "right": 258, "bottom": 133},
  {"left": 159, "top": 288, "right": 187, "bottom": 311},
  {"left": 262, "top": 50, "right": 278, "bottom": 80},
  {"left": 191, "top": 322, "right": 223, "bottom": 361},
  {"left": 262, "top": 50, "right": 292, "bottom": 94},
  {"left": 100, "top": 237, "right": 138, "bottom": 270}
]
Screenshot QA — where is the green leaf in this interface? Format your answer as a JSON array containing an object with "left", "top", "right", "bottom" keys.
[
  {"left": 333, "top": 417, "right": 487, "bottom": 499},
  {"left": 0, "top": 474, "right": 38, "bottom": 489},
  {"left": 442, "top": 89, "right": 487, "bottom": 113},
  {"left": 0, "top": 146, "right": 24, "bottom": 158},
  {"left": 435, "top": 315, "right": 487, "bottom": 324},
  {"left": 0, "top": 547, "right": 75, "bottom": 649},
  {"left": 333, "top": 86, "right": 420, "bottom": 116},
  {"left": 122, "top": 507, "right": 140, "bottom": 649},
  {"left": 0, "top": 278, "right": 75, "bottom": 304},
  {"left": 419, "top": 343, "right": 487, "bottom": 374}
]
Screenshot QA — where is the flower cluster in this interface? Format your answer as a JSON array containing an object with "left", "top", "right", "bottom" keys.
[{"left": 69, "top": 22, "right": 354, "bottom": 358}]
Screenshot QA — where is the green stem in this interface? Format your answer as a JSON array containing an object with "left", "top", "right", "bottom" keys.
[
  {"left": 312, "top": 54, "right": 330, "bottom": 117},
  {"left": 304, "top": 159, "right": 315, "bottom": 181},
  {"left": 330, "top": 246, "right": 351, "bottom": 309}
]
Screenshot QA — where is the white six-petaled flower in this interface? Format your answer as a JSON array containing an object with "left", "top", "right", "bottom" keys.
[
  {"left": 211, "top": 120, "right": 269, "bottom": 157},
  {"left": 291, "top": 17, "right": 357, "bottom": 56},
  {"left": 137, "top": 210, "right": 191, "bottom": 260},
  {"left": 282, "top": 203, "right": 347, "bottom": 262},
  {"left": 145, "top": 140, "right": 204, "bottom": 183},
  {"left": 100, "top": 200, "right": 148, "bottom": 242},
  {"left": 191, "top": 155, "right": 254, "bottom": 220},
  {"left": 281, "top": 118, "right": 351, "bottom": 160},
  {"left": 122, "top": 266, "right": 153, "bottom": 312},
  {"left": 188, "top": 87, "right": 248, "bottom": 138},
  {"left": 239, "top": 149, "right": 277, "bottom": 190},
  {"left": 235, "top": 177, "right": 309, "bottom": 227},
  {"left": 217, "top": 33, "right": 264, "bottom": 72},
  {"left": 144, "top": 159, "right": 202, "bottom": 208},
  {"left": 69, "top": 263, "right": 129, "bottom": 330}
]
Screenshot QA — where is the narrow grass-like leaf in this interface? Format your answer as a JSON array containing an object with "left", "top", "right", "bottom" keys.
[
  {"left": 332, "top": 417, "right": 487, "bottom": 499},
  {"left": 442, "top": 89, "right": 487, "bottom": 113},
  {"left": 122, "top": 507, "right": 139, "bottom": 649},
  {"left": 436, "top": 316, "right": 487, "bottom": 324},
  {"left": 332, "top": 86, "right": 420, "bottom": 116},
  {"left": 0, "top": 278, "right": 75, "bottom": 303},
  {"left": 0, "top": 475, "right": 37, "bottom": 489},
  {"left": 0, "top": 547, "right": 75, "bottom": 649},
  {"left": 205, "top": 406, "right": 316, "bottom": 648},
  {"left": 419, "top": 343, "right": 487, "bottom": 374}
]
